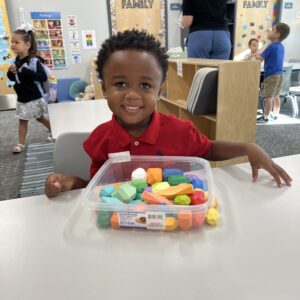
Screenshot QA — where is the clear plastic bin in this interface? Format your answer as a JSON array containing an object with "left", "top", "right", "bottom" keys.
[{"left": 82, "top": 155, "right": 214, "bottom": 231}]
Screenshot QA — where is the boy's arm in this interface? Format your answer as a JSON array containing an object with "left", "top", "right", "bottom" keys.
[
  {"left": 206, "top": 141, "right": 292, "bottom": 187},
  {"left": 255, "top": 52, "right": 264, "bottom": 61},
  {"left": 45, "top": 173, "right": 88, "bottom": 198}
]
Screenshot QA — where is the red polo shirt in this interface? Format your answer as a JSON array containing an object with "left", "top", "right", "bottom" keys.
[{"left": 83, "top": 111, "right": 212, "bottom": 178}]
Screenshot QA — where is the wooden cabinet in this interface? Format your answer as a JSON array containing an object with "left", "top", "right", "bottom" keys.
[{"left": 157, "top": 58, "right": 261, "bottom": 167}]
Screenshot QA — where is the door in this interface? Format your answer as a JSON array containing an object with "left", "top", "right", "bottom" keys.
[{"left": 107, "top": 0, "right": 167, "bottom": 47}]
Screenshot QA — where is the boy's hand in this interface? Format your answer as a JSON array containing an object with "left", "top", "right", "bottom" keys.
[
  {"left": 246, "top": 144, "right": 292, "bottom": 187},
  {"left": 9, "top": 63, "right": 17, "bottom": 74},
  {"left": 45, "top": 173, "right": 76, "bottom": 198}
]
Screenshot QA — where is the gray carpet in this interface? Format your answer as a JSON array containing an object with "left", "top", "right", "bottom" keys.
[
  {"left": 18, "top": 142, "right": 54, "bottom": 198},
  {"left": 0, "top": 110, "right": 51, "bottom": 200},
  {"left": 1, "top": 109, "right": 300, "bottom": 200}
]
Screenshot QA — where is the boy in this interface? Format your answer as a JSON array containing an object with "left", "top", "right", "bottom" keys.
[
  {"left": 45, "top": 30, "right": 291, "bottom": 198},
  {"left": 243, "top": 38, "right": 259, "bottom": 61},
  {"left": 256, "top": 23, "right": 290, "bottom": 123}
]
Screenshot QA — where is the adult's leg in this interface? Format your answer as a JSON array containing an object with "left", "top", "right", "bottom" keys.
[
  {"left": 187, "top": 31, "right": 212, "bottom": 59},
  {"left": 272, "top": 95, "right": 281, "bottom": 114},
  {"left": 263, "top": 97, "right": 273, "bottom": 117},
  {"left": 19, "top": 119, "right": 29, "bottom": 145},
  {"left": 211, "top": 31, "right": 231, "bottom": 60}
]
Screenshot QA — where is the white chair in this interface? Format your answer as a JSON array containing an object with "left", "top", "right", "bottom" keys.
[
  {"left": 289, "top": 86, "right": 300, "bottom": 117},
  {"left": 53, "top": 132, "right": 91, "bottom": 181}
]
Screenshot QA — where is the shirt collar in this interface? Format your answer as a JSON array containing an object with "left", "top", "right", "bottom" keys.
[{"left": 112, "top": 111, "right": 161, "bottom": 147}]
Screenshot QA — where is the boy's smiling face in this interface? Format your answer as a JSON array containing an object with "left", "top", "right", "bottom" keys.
[{"left": 102, "top": 49, "right": 163, "bottom": 136}]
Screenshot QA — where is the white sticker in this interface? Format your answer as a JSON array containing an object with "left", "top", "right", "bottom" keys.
[
  {"left": 108, "top": 151, "right": 131, "bottom": 163},
  {"left": 176, "top": 61, "right": 183, "bottom": 77},
  {"left": 118, "top": 212, "right": 147, "bottom": 229},
  {"left": 146, "top": 212, "right": 166, "bottom": 230}
]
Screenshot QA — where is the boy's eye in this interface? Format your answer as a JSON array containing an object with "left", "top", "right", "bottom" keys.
[
  {"left": 141, "top": 82, "right": 151, "bottom": 89},
  {"left": 115, "top": 82, "right": 127, "bottom": 88}
]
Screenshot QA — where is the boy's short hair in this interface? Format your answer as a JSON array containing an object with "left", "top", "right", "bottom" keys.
[
  {"left": 248, "top": 38, "right": 258, "bottom": 47},
  {"left": 275, "top": 23, "right": 290, "bottom": 41},
  {"left": 97, "top": 29, "right": 169, "bottom": 82}
]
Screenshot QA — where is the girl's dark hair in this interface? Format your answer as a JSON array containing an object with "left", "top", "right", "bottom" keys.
[
  {"left": 13, "top": 29, "right": 37, "bottom": 58},
  {"left": 248, "top": 38, "right": 259, "bottom": 47},
  {"left": 97, "top": 29, "right": 169, "bottom": 82}
]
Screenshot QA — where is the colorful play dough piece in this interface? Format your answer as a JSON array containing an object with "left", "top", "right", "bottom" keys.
[
  {"left": 168, "top": 175, "right": 191, "bottom": 186},
  {"left": 101, "top": 196, "right": 124, "bottom": 204},
  {"left": 100, "top": 185, "right": 115, "bottom": 197},
  {"left": 191, "top": 178, "right": 204, "bottom": 189},
  {"left": 131, "top": 167, "right": 147, "bottom": 181},
  {"left": 97, "top": 210, "right": 112, "bottom": 228},
  {"left": 155, "top": 183, "right": 194, "bottom": 199},
  {"left": 174, "top": 195, "right": 191, "bottom": 205},
  {"left": 178, "top": 210, "right": 193, "bottom": 230},
  {"left": 165, "top": 217, "right": 178, "bottom": 231},
  {"left": 205, "top": 208, "right": 220, "bottom": 226},
  {"left": 163, "top": 168, "right": 183, "bottom": 181},
  {"left": 110, "top": 212, "right": 120, "bottom": 229},
  {"left": 115, "top": 183, "right": 136, "bottom": 203},
  {"left": 131, "top": 179, "right": 147, "bottom": 193},
  {"left": 152, "top": 182, "right": 170, "bottom": 194},
  {"left": 193, "top": 212, "right": 205, "bottom": 228},
  {"left": 189, "top": 190, "right": 207, "bottom": 205},
  {"left": 147, "top": 168, "right": 162, "bottom": 185},
  {"left": 141, "top": 191, "right": 173, "bottom": 205}
]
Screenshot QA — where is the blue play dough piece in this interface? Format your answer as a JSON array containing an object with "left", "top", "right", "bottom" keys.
[
  {"left": 163, "top": 168, "right": 183, "bottom": 181},
  {"left": 101, "top": 196, "right": 124, "bottom": 204},
  {"left": 100, "top": 185, "right": 115, "bottom": 197}
]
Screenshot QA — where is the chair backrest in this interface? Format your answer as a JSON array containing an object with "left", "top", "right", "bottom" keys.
[
  {"left": 54, "top": 132, "right": 91, "bottom": 181},
  {"left": 280, "top": 66, "right": 293, "bottom": 96},
  {"left": 56, "top": 77, "right": 81, "bottom": 102}
]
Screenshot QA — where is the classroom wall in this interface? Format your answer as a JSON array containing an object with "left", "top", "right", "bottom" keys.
[
  {"left": 6, "top": 0, "right": 109, "bottom": 81},
  {"left": 6, "top": 1, "right": 182, "bottom": 82},
  {"left": 281, "top": 0, "right": 300, "bottom": 61}
]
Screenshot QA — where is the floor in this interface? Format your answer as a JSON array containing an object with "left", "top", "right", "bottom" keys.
[{"left": 1, "top": 109, "right": 300, "bottom": 201}]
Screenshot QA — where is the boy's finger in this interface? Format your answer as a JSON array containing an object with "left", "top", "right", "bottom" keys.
[
  {"left": 273, "top": 164, "right": 292, "bottom": 186},
  {"left": 251, "top": 166, "right": 258, "bottom": 182}
]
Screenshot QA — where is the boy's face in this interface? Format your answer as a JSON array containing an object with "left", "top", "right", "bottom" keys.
[
  {"left": 249, "top": 40, "right": 258, "bottom": 53},
  {"left": 102, "top": 49, "right": 163, "bottom": 132},
  {"left": 267, "top": 26, "right": 280, "bottom": 41}
]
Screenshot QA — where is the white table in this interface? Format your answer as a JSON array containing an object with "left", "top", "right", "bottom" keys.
[
  {"left": 1, "top": 155, "right": 300, "bottom": 300},
  {"left": 48, "top": 99, "right": 112, "bottom": 139}
]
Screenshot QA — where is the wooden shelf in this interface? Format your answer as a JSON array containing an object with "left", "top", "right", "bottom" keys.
[{"left": 157, "top": 58, "right": 261, "bottom": 167}]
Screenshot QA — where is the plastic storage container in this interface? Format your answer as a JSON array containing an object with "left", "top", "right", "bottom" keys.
[{"left": 82, "top": 155, "right": 214, "bottom": 231}]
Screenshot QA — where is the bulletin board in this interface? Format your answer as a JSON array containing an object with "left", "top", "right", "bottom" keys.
[
  {"left": 0, "top": 0, "right": 14, "bottom": 96},
  {"left": 107, "top": 0, "right": 167, "bottom": 47},
  {"left": 233, "top": 0, "right": 278, "bottom": 60}
]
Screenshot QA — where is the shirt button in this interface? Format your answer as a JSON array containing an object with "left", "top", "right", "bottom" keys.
[{"left": 134, "top": 141, "right": 139, "bottom": 146}]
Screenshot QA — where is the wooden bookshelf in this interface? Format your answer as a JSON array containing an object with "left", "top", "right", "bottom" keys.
[{"left": 157, "top": 58, "right": 261, "bottom": 167}]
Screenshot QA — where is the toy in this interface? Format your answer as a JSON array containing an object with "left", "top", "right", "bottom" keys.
[
  {"left": 178, "top": 211, "right": 193, "bottom": 230},
  {"left": 147, "top": 168, "right": 162, "bottom": 185},
  {"left": 174, "top": 195, "right": 191, "bottom": 205},
  {"left": 82, "top": 84, "right": 95, "bottom": 100},
  {"left": 205, "top": 208, "right": 220, "bottom": 226}
]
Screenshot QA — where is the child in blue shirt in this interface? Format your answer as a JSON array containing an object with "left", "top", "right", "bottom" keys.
[{"left": 256, "top": 23, "right": 290, "bottom": 123}]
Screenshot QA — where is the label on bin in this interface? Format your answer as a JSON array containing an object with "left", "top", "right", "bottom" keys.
[
  {"left": 117, "top": 212, "right": 166, "bottom": 230},
  {"left": 108, "top": 151, "right": 131, "bottom": 163},
  {"left": 146, "top": 212, "right": 166, "bottom": 230},
  {"left": 118, "top": 212, "right": 147, "bottom": 229}
]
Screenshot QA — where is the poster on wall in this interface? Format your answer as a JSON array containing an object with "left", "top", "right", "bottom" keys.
[
  {"left": 67, "top": 14, "right": 81, "bottom": 64},
  {"left": 31, "top": 12, "right": 67, "bottom": 69},
  {"left": 81, "top": 30, "right": 97, "bottom": 49}
]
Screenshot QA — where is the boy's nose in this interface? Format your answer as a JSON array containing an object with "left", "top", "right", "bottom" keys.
[{"left": 125, "top": 89, "right": 141, "bottom": 99}]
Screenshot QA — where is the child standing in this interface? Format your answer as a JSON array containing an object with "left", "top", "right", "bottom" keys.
[
  {"left": 45, "top": 30, "right": 291, "bottom": 198},
  {"left": 7, "top": 25, "right": 51, "bottom": 153},
  {"left": 243, "top": 38, "right": 259, "bottom": 61},
  {"left": 256, "top": 23, "right": 290, "bottom": 123}
]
